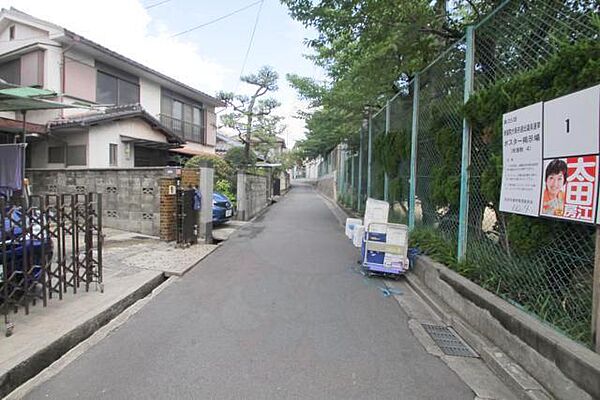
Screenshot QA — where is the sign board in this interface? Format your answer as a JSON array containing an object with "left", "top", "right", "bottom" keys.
[
  {"left": 499, "top": 102, "right": 543, "bottom": 216},
  {"left": 500, "top": 85, "right": 600, "bottom": 225}
]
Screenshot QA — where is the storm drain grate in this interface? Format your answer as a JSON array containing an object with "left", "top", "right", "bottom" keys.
[{"left": 421, "top": 324, "right": 479, "bottom": 358}]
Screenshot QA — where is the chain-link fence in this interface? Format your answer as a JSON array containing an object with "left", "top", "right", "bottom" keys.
[{"left": 323, "top": 0, "right": 600, "bottom": 346}]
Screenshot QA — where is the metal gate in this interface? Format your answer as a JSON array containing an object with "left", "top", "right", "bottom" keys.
[
  {"left": 0, "top": 193, "right": 103, "bottom": 334},
  {"left": 176, "top": 188, "right": 197, "bottom": 245},
  {"left": 273, "top": 178, "right": 281, "bottom": 196}
]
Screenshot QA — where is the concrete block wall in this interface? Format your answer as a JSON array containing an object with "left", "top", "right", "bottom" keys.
[
  {"left": 315, "top": 172, "right": 336, "bottom": 200},
  {"left": 28, "top": 168, "right": 167, "bottom": 236},
  {"left": 236, "top": 171, "right": 270, "bottom": 221}
]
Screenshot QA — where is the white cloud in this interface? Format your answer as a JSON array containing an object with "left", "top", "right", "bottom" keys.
[{"left": 0, "top": 0, "right": 229, "bottom": 94}]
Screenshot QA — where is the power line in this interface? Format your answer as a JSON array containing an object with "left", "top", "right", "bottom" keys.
[
  {"left": 170, "top": 0, "right": 262, "bottom": 38},
  {"left": 238, "top": 0, "right": 265, "bottom": 81},
  {"left": 144, "top": 0, "right": 172, "bottom": 9}
]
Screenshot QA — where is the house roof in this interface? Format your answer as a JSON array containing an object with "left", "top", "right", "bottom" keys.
[
  {"left": 0, "top": 8, "right": 225, "bottom": 108},
  {"left": 49, "top": 104, "right": 184, "bottom": 144},
  {"left": 0, "top": 117, "right": 46, "bottom": 134}
]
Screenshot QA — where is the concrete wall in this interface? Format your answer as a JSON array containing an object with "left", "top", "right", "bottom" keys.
[
  {"left": 236, "top": 171, "right": 271, "bottom": 221},
  {"left": 412, "top": 256, "right": 600, "bottom": 400},
  {"left": 314, "top": 172, "right": 336, "bottom": 201},
  {"left": 206, "top": 108, "right": 217, "bottom": 147},
  {"left": 27, "top": 167, "right": 169, "bottom": 236}
]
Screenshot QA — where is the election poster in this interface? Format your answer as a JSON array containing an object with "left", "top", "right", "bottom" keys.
[
  {"left": 499, "top": 102, "right": 543, "bottom": 216},
  {"left": 540, "top": 156, "right": 598, "bottom": 222},
  {"left": 541, "top": 85, "right": 600, "bottom": 223},
  {"left": 499, "top": 84, "right": 600, "bottom": 224}
]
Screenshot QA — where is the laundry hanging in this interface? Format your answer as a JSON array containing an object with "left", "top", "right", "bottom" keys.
[{"left": 0, "top": 143, "right": 25, "bottom": 191}]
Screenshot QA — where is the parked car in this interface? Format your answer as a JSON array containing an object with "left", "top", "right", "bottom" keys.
[
  {"left": 1, "top": 208, "right": 53, "bottom": 285},
  {"left": 212, "top": 192, "right": 234, "bottom": 225}
]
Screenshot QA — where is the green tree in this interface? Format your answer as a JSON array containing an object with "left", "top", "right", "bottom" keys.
[
  {"left": 281, "top": 0, "right": 499, "bottom": 155},
  {"left": 218, "top": 66, "right": 285, "bottom": 163},
  {"left": 225, "top": 147, "right": 257, "bottom": 170}
]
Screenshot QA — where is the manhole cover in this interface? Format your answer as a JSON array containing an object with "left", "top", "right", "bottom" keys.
[{"left": 421, "top": 324, "right": 479, "bottom": 358}]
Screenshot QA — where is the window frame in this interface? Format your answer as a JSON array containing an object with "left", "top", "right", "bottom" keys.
[
  {"left": 96, "top": 70, "right": 140, "bottom": 106},
  {"left": 48, "top": 146, "right": 65, "bottom": 164},
  {"left": 66, "top": 145, "right": 87, "bottom": 167},
  {"left": 160, "top": 91, "right": 205, "bottom": 143},
  {"left": 109, "top": 143, "right": 118, "bottom": 167}
]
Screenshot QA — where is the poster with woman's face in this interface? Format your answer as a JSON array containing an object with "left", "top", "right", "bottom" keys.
[{"left": 540, "top": 156, "right": 598, "bottom": 222}]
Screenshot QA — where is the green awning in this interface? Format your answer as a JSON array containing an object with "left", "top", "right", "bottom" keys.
[
  {"left": 0, "top": 92, "right": 75, "bottom": 112},
  {"left": 0, "top": 87, "right": 57, "bottom": 98}
]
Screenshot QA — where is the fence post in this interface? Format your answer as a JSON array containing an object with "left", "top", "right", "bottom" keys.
[
  {"left": 384, "top": 100, "right": 390, "bottom": 202},
  {"left": 351, "top": 152, "right": 356, "bottom": 210},
  {"left": 409, "top": 74, "right": 420, "bottom": 231},
  {"left": 357, "top": 127, "right": 364, "bottom": 212},
  {"left": 199, "top": 164, "right": 214, "bottom": 244},
  {"left": 367, "top": 109, "right": 373, "bottom": 198},
  {"left": 457, "top": 25, "right": 475, "bottom": 262},
  {"left": 593, "top": 228, "right": 600, "bottom": 352},
  {"left": 236, "top": 170, "right": 247, "bottom": 221}
]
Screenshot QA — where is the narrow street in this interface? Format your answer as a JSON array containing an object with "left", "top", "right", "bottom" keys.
[{"left": 25, "top": 184, "right": 476, "bottom": 399}]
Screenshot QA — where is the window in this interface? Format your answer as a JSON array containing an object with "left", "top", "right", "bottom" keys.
[
  {"left": 9, "top": 25, "right": 15, "bottom": 41},
  {"left": 118, "top": 79, "right": 139, "bottom": 105},
  {"left": 192, "top": 107, "right": 202, "bottom": 142},
  {"left": 96, "top": 71, "right": 139, "bottom": 106},
  {"left": 109, "top": 143, "right": 118, "bottom": 166},
  {"left": 48, "top": 146, "right": 65, "bottom": 164},
  {"left": 66, "top": 145, "right": 86, "bottom": 166},
  {"left": 160, "top": 90, "right": 205, "bottom": 143},
  {"left": 0, "top": 59, "right": 20, "bottom": 85},
  {"left": 96, "top": 71, "right": 117, "bottom": 105},
  {"left": 172, "top": 100, "right": 183, "bottom": 131}
]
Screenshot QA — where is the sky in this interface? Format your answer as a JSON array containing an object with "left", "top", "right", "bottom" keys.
[{"left": 0, "top": 0, "right": 325, "bottom": 147}]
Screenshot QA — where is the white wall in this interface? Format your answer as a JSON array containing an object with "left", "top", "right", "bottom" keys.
[
  {"left": 88, "top": 124, "right": 122, "bottom": 168},
  {"left": 43, "top": 44, "right": 63, "bottom": 93},
  {"left": 87, "top": 118, "right": 170, "bottom": 168},
  {"left": 28, "top": 130, "right": 88, "bottom": 168},
  {"left": 140, "top": 77, "right": 160, "bottom": 116},
  {"left": 205, "top": 107, "right": 217, "bottom": 147}
]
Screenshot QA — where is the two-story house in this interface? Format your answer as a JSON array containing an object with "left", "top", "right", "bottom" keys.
[{"left": 0, "top": 7, "right": 224, "bottom": 168}]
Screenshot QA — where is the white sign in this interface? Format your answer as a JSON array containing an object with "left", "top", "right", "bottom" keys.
[
  {"left": 499, "top": 102, "right": 543, "bottom": 216},
  {"left": 543, "top": 85, "right": 600, "bottom": 159}
]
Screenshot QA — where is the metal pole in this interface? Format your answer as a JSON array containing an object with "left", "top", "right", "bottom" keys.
[
  {"left": 457, "top": 26, "right": 475, "bottom": 262},
  {"left": 409, "top": 75, "right": 420, "bottom": 231},
  {"left": 384, "top": 100, "right": 390, "bottom": 202},
  {"left": 357, "top": 126, "right": 364, "bottom": 212},
  {"left": 593, "top": 227, "right": 600, "bottom": 352},
  {"left": 367, "top": 109, "right": 373, "bottom": 198},
  {"left": 351, "top": 152, "right": 356, "bottom": 210}
]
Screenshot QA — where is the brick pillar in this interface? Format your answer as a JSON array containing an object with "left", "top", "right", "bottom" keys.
[
  {"left": 159, "top": 177, "right": 177, "bottom": 241},
  {"left": 181, "top": 168, "right": 200, "bottom": 189}
]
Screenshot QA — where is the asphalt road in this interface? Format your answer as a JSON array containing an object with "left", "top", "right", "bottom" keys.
[{"left": 25, "top": 183, "right": 473, "bottom": 400}]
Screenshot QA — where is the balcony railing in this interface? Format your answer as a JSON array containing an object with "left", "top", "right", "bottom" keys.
[{"left": 159, "top": 114, "right": 204, "bottom": 144}]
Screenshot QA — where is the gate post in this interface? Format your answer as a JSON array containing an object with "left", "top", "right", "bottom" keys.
[
  {"left": 236, "top": 170, "right": 247, "bottom": 221},
  {"left": 198, "top": 163, "right": 214, "bottom": 244}
]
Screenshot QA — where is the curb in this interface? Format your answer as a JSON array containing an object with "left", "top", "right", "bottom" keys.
[
  {"left": 319, "top": 192, "right": 554, "bottom": 400},
  {"left": 405, "top": 273, "right": 552, "bottom": 400},
  {"left": 0, "top": 273, "right": 166, "bottom": 399}
]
